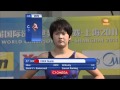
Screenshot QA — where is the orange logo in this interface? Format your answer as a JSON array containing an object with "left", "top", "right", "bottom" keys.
[{"left": 102, "top": 18, "right": 110, "bottom": 25}]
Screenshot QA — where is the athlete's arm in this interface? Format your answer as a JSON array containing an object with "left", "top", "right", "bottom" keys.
[
  {"left": 20, "top": 52, "right": 48, "bottom": 79},
  {"left": 75, "top": 52, "right": 105, "bottom": 79},
  {"left": 20, "top": 70, "right": 39, "bottom": 79}
]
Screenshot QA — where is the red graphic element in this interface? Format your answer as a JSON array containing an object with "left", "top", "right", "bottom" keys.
[
  {"left": 34, "top": 59, "right": 39, "bottom": 63},
  {"left": 32, "top": 23, "right": 38, "bottom": 31},
  {"left": 51, "top": 70, "right": 70, "bottom": 75}
]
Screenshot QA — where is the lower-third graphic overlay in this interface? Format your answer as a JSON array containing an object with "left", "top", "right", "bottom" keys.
[{"left": 24, "top": 58, "right": 97, "bottom": 70}]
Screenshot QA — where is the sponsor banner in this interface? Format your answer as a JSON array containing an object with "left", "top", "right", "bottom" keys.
[
  {"left": 20, "top": 51, "right": 47, "bottom": 70},
  {"left": 0, "top": 52, "right": 14, "bottom": 71},
  {"left": 82, "top": 50, "right": 120, "bottom": 69},
  {"left": 65, "top": 16, "right": 120, "bottom": 51}
]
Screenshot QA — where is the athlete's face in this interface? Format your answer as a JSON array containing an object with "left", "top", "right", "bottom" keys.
[{"left": 53, "top": 29, "right": 71, "bottom": 48}]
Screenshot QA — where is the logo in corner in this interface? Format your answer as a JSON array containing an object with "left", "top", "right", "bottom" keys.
[{"left": 102, "top": 18, "right": 110, "bottom": 26}]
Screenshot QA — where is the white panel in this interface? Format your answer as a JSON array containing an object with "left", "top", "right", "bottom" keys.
[{"left": 0, "top": 11, "right": 37, "bottom": 17}]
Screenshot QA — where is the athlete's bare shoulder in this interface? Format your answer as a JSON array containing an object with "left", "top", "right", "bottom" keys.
[
  {"left": 75, "top": 52, "right": 88, "bottom": 58},
  {"left": 38, "top": 52, "right": 48, "bottom": 58}
]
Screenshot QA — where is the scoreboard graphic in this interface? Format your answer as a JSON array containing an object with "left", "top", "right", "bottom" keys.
[
  {"left": 25, "top": 14, "right": 42, "bottom": 42},
  {"left": 24, "top": 58, "right": 97, "bottom": 70}
]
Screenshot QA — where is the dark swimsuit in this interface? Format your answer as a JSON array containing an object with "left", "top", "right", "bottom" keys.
[{"left": 45, "top": 51, "right": 80, "bottom": 79}]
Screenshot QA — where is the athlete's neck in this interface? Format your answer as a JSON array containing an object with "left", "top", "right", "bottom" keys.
[{"left": 53, "top": 47, "right": 70, "bottom": 54}]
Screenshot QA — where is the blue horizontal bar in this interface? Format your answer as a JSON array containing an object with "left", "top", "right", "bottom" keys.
[
  {"left": 24, "top": 66, "right": 96, "bottom": 70},
  {"left": 24, "top": 58, "right": 96, "bottom": 64},
  {"left": 24, "top": 63, "right": 96, "bottom": 67}
]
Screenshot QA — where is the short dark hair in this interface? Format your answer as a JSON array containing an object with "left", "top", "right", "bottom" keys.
[{"left": 49, "top": 18, "right": 73, "bottom": 39}]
